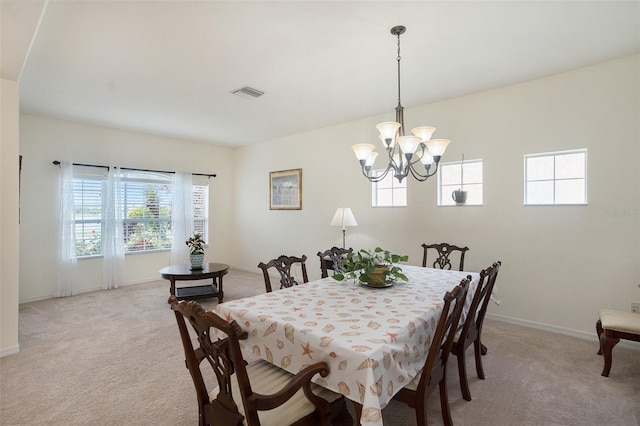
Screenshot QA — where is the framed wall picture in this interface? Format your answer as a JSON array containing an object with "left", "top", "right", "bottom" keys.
[{"left": 269, "top": 168, "right": 302, "bottom": 210}]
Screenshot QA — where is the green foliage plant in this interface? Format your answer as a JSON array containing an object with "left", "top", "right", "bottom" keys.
[
  {"left": 333, "top": 247, "right": 408, "bottom": 285},
  {"left": 186, "top": 233, "right": 206, "bottom": 255}
]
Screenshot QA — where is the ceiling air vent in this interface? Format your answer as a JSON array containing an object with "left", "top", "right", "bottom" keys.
[{"left": 231, "top": 86, "right": 265, "bottom": 99}]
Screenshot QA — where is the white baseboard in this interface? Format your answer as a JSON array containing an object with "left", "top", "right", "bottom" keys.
[
  {"left": 18, "top": 277, "right": 165, "bottom": 304},
  {"left": 0, "top": 344, "right": 20, "bottom": 358},
  {"left": 230, "top": 265, "right": 257, "bottom": 274},
  {"left": 486, "top": 313, "right": 640, "bottom": 351}
]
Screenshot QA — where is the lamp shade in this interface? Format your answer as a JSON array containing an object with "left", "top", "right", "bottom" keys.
[
  {"left": 420, "top": 151, "right": 434, "bottom": 166},
  {"left": 330, "top": 208, "right": 358, "bottom": 230},
  {"left": 365, "top": 152, "right": 379, "bottom": 167},
  {"left": 411, "top": 126, "right": 436, "bottom": 141},
  {"left": 352, "top": 144, "right": 376, "bottom": 161},
  {"left": 397, "top": 135, "right": 421, "bottom": 155},
  {"left": 376, "top": 122, "right": 401, "bottom": 142},
  {"left": 425, "top": 139, "right": 451, "bottom": 157}
]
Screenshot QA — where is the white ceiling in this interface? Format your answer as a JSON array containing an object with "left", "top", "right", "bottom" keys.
[{"left": 6, "top": 1, "right": 640, "bottom": 147}]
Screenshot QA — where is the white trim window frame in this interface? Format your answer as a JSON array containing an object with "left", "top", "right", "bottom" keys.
[
  {"left": 73, "top": 173, "right": 105, "bottom": 257},
  {"left": 371, "top": 169, "right": 407, "bottom": 207},
  {"left": 437, "top": 158, "right": 483, "bottom": 206},
  {"left": 192, "top": 177, "right": 210, "bottom": 241},
  {"left": 524, "top": 149, "right": 587, "bottom": 206},
  {"left": 121, "top": 171, "right": 173, "bottom": 253},
  {"left": 71, "top": 170, "right": 209, "bottom": 257}
]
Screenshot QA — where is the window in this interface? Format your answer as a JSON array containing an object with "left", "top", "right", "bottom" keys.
[
  {"left": 438, "top": 159, "right": 483, "bottom": 206},
  {"left": 192, "top": 184, "right": 209, "bottom": 237},
  {"left": 524, "top": 149, "right": 587, "bottom": 205},
  {"left": 72, "top": 170, "right": 208, "bottom": 257},
  {"left": 372, "top": 169, "right": 407, "bottom": 207},
  {"left": 121, "top": 172, "right": 173, "bottom": 253},
  {"left": 74, "top": 176, "right": 104, "bottom": 256}
]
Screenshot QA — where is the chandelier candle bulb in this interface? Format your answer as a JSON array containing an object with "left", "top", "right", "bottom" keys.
[{"left": 352, "top": 25, "right": 452, "bottom": 183}]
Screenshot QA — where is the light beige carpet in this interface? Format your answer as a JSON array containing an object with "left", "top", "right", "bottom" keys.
[{"left": 1, "top": 269, "right": 639, "bottom": 425}]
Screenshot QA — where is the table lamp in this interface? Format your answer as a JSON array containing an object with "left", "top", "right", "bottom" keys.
[{"left": 330, "top": 207, "right": 358, "bottom": 248}]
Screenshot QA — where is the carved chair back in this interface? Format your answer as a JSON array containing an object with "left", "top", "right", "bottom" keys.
[
  {"left": 170, "top": 296, "right": 341, "bottom": 426},
  {"left": 316, "top": 247, "right": 353, "bottom": 278},
  {"left": 391, "top": 277, "right": 469, "bottom": 426},
  {"left": 257, "top": 255, "right": 309, "bottom": 293},
  {"left": 463, "top": 261, "right": 501, "bottom": 346},
  {"left": 451, "top": 261, "right": 501, "bottom": 401},
  {"left": 421, "top": 242, "right": 469, "bottom": 271},
  {"left": 170, "top": 296, "right": 250, "bottom": 426}
]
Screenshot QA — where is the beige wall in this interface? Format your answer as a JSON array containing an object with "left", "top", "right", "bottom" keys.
[
  {"left": 232, "top": 55, "right": 640, "bottom": 337},
  {"left": 1, "top": 78, "right": 21, "bottom": 356},
  {"left": 18, "top": 115, "right": 235, "bottom": 301}
]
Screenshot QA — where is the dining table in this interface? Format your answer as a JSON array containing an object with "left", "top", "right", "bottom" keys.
[{"left": 213, "top": 264, "right": 480, "bottom": 426}]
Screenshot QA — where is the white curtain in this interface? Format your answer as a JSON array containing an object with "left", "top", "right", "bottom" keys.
[
  {"left": 103, "top": 167, "right": 125, "bottom": 289},
  {"left": 56, "top": 161, "right": 78, "bottom": 297},
  {"left": 171, "top": 171, "right": 193, "bottom": 265}
]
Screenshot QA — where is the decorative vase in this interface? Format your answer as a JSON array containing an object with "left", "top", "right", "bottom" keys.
[
  {"left": 190, "top": 253, "right": 204, "bottom": 270},
  {"left": 452, "top": 189, "right": 467, "bottom": 205},
  {"left": 367, "top": 266, "right": 390, "bottom": 286}
]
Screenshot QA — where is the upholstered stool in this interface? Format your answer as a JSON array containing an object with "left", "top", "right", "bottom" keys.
[{"left": 596, "top": 309, "right": 640, "bottom": 377}]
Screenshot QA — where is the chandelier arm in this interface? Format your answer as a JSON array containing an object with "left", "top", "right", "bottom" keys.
[
  {"left": 408, "top": 161, "right": 439, "bottom": 182},
  {"left": 385, "top": 147, "right": 404, "bottom": 169},
  {"left": 362, "top": 163, "right": 393, "bottom": 183},
  {"left": 408, "top": 144, "right": 426, "bottom": 167}
]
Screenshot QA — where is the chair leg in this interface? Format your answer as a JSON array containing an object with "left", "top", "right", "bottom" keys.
[
  {"left": 330, "top": 398, "right": 353, "bottom": 426},
  {"left": 474, "top": 339, "right": 486, "bottom": 380},
  {"left": 415, "top": 399, "right": 428, "bottom": 426},
  {"left": 456, "top": 349, "right": 472, "bottom": 401},
  {"left": 596, "top": 319, "right": 604, "bottom": 355},
  {"left": 439, "top": 376, "right": 453, "bottom": 426},
  {"left": 600, "top": 333, "right": 620, "bottom": 377},
  {"left": 351, "top": 401, "right": 362, "bottom": 424}
]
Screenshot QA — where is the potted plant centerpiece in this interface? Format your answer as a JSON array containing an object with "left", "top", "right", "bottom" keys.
[
  {"left": 186, "top": 232, "right": 206, "bottom": 270},
  {"left": 333, "top": 247, "right": 408, "bottom": 287}
]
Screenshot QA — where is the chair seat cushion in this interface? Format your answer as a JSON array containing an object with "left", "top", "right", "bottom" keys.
[
  {"left": 404, "top": 369, "right": 422, "bottom": 391},
  {"left": 209, "top": 359, "right": 342, "bottom": 426},
  {"left": 599, "top": 309, "right": 640, "bottom": 334}
]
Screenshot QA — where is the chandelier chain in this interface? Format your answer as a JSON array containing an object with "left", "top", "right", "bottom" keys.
[{"left": 396, "top": 32, "right": 402, "bottom": 111}]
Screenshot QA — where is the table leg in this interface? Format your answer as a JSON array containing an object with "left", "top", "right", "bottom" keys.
[
  {"left": 170, "top": 278, "right": 176, "bottom": 296},
  {"left": 217, "top": 274, "right": 224, "bottom": 303}
]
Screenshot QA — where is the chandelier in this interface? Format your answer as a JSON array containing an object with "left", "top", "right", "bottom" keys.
[{"left": 352, "top": 26, "right": 451, "bottom": 183}]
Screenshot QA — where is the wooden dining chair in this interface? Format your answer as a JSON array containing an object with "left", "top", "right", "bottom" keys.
[
  {"left": 389, "top": 277, "right": 470, "bottom": 426},
  {"left": 421, "top": 242, "right": 469, "bottom": 271},
  {"left": 450, "top": 261, "right": 501, "bottom": 401},
  {"left": 257, "top": 255, "right": 309, "bottom": 293},
  {"left": 316, "top": 247, "right": 353, "bottom": 278},
  {"left": 597, "top": 309, "right": 640, "bottom": 377},
  {"left": 169, "top": 296, "right": 349, "bottom": 426}
]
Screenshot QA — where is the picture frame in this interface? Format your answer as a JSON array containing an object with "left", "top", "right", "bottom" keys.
[{"left": 269, "top": 168, "right": 302, "bottom": 210}]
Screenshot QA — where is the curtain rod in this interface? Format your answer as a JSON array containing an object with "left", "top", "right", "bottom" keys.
[{"left": 52, "top": 161, "right": 216, "bottom": 178}]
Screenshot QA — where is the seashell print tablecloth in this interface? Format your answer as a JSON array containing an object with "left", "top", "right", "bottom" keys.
[{"left": 214, "top": 265, "right": 480, "bottom": 426}]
